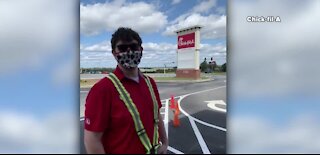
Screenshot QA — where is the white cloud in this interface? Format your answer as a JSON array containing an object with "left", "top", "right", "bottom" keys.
[
  {"left": 163, "top": 0, "right": 225, "bottom": 39},
  {"left": 200, "top": 43, "right": 226, "bottom": 64},
  {"left": 143, "top": 42, "right": 176, "bottom": 53},
  {"left": 80, "top": 42, "right": 226, "bottom": 67},
  {"left": 80, "top": 42, "right": 115, "bottom": 68},
  {"left": 80, "top": 1, "right": 168, "bottom": 36},
  {"left": 171, "top": 0, "right": 182, "bottom": 5},
  {"left": 229, "top": 115, "right": 320, "bottom": 153},
  {"left": 192, "top": 0, "right": 217, "bottom": 13},
  {"left": 140, "top": 43, "right": 177, "bottom": 67},
  {"left": 163, "top": 13, "right": 226, "bottom": 39},
  {"left": 51, "top": 58, "right": 77, "bottom": 87},
  {"left": 0, "top": 0, "right": 76, "bottom": 75},
  {"left": 0, "top": 111, "right": 77, "bottom": 153},
  {"left": 230, "top": 0, "right": 320, "bottom": 98},
  {"left": 82, "top": 41, "right": 112, "bottom": 52}
]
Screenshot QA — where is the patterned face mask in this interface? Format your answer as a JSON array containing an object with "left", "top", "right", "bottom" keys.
[{"left": 115, "top": 50, "right": 142, "bottom": 69}]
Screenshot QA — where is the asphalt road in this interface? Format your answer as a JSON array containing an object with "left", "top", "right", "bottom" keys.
[{"left": 80, "top": 75, "right": 226, "bottom": 154}]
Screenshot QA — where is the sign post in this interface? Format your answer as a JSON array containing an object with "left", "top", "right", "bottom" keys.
[{"left": 175, "top": 25, "right": 202, "bottom": 79}]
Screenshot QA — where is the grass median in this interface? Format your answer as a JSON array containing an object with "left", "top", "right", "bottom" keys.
[
  {"left": 80, "top": 79, "right": 99, "bottom": 88},
  {"left": 153, "top": 76, "right": 209, "bottom": 81},
  {"left": 80, "top": 76, "right": 211, "bottom": 88},
  {"left": 212, "top": 72, "right": 226, "bottom": 76}
]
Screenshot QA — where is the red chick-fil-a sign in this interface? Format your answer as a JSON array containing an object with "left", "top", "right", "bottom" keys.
[{"left": 178, "top": 33, "right": 195, "bottom": 49}]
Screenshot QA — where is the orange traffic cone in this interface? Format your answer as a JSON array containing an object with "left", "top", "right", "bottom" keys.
[
  {"left": 170, "top": 95, "right": 175, "bottom": 109},
  {"left": 175, "top": 101, "right": 180, "bottom": 115},
  {"left": 173, "top": 101, "right": 180, "bottom": 127},
  {"left": 173, "top": 110, "right": 180, "bottom": 127}
]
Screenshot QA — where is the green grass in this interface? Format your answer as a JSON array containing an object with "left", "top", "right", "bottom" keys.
[
  {"left": 212, "top": 72, "right": 226, "bottom": 76},
  {"left": 80, "top": 79, "right": 99, "bottom": 87},
  {"left": 80, "top": 76, "right": 211, "bottom": 87}
]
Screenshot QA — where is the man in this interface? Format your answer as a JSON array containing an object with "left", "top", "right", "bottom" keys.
[{"left": 84, "top": 27, "right": 168, "bottom": 154}]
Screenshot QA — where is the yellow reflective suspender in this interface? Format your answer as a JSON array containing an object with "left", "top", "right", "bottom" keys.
[
  {"left": 145, "top": 76, "right": 160, "bottom": 153},
  {"left": 107, "top": 73, "right": 159, "bottom": 154}
]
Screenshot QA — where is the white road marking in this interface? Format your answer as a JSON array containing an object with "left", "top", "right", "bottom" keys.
[
  {"left": 177, "top": 87, "right": 227, "bottom": 132},
  {"left": 190, "top": 117, "right": 226, "bottom": 132},
  {"left": 173, "top": 87, "right": 227, "bottom": 154},
  {"left": 164, "top": 99, "right": 169, "bottom": 138},
  {"left": 168, "top": 146, "right": 184, "bottom": 154},
  {"left": 80, "top": 90, "right": 89, "bottom": 93},
  {"left": 189, "top": 118, "right": 211, "bottom": 154},
  {"left": 205, "top": 100, "right": 227, "bottom": 113},
  {"left": 80, "top": 117, "right": 84, "bottom": 121},
  {"left": 170, "top": 96, "right": 215, "bottom": 154}
]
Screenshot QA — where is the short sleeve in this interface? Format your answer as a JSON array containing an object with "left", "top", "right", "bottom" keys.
[
  {"left": 84, "top": 78, "right": 111, "bottom": 132},
  {"left": 149, "top": 77, "right": 162, "bottom": 109}
]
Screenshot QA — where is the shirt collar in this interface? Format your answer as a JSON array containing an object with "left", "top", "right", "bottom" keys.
[{"left": 113, "top": 65, "right": 144, "bottom": 81}]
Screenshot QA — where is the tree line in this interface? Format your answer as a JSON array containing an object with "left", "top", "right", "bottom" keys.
[{"left": 200, "top": 57, "right": 226, "bottom": 73}]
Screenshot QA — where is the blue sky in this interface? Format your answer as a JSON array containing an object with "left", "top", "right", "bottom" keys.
[
  {"left": 0, "top": 50, "right": 77, "bottom": 117},
  {"left": 0, "top": 0, "right": 77, "bottom": 117},
  {"left": 0, "top": 0, "right": 78, "bottom": 152},
  {"left": 80, "top": 0, "right": 227, "bottom": 68}
]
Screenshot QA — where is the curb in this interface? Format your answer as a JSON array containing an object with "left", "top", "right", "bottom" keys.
[
  {"left": 155, "top": 78, "right": 214, "bottom": 83},
  {"left": 80, "top": 86, "right": 94, "bottom": 89},
  {"left": 80, "top": 77, "right": 214, "bottom": 89}
]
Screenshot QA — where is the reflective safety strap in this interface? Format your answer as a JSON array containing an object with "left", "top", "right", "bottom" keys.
[
  {"left": 107, "top": 73, "right": 153, "bottom": 154},
  {"left": 144, "top": 76, "right": 160, "bottom": 153}
]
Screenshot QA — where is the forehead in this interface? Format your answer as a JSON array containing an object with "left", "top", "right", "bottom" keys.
[{"left": 116, "top": 40, "right": 139, "bottom": 46}]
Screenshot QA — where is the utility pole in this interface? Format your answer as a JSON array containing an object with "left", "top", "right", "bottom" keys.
[{"left": 164, "top": 62, "right": 175, "bottom": 74}]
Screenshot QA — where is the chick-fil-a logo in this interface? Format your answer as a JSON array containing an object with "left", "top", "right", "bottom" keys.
[{"left": 178, "top": 33, "right": 195, "bottom": 49}]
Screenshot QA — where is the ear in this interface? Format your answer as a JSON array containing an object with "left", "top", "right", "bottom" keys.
[
  {"left": 140, "top": 46, "right": 143, "bottom": 56},
  {"left": 112, "top": 50, "right": 117, "bottom": 58}
]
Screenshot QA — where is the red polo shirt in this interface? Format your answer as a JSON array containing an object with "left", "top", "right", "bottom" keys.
[{"left": 84, "top": 66, "right": 162, "bottom": 154}]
